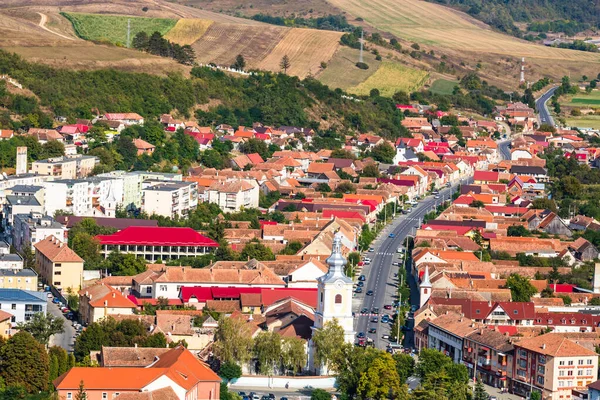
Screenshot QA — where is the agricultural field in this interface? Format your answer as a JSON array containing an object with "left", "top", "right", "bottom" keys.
[
  {"left": 562, "top": 91, "right": 600, "bottom": 107},
  {"left": 430, "top": 78, "right": 458, "bottom": 95},
  {"left": 61, "top": 12, "right": 177, "bottom": 45},
  {"left": 258, "top": 28, "right": 342, "bottom": 79},
  {"left": 192, "top": 23, "right": 288, "bottom": 68},
  {"left": 166, "top": 0, "right": 342, "bottom": 18},
  {"left": 566, "top": 116, "right": 600, "bottom": 130},
  {"left": 348, "top": 63, "right": 428, "bottom": 97},
  {"left": 164, "top": 18, "right": 213, "bottom": 45},
  {"left": 318, "top": 47, "right": 381, "bottom": 91}
]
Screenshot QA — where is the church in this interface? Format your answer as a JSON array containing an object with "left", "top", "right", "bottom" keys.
[{"left": 309, "top": 232, "right": 355, "bottom": 374}]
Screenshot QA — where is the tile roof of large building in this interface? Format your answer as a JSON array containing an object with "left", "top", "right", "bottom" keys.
[
  {"left": 515, "top": 333, "right": 598, "bottom": 357},
  {"left": 34, "top": 236, "right": 83, "bottom": 263},
  {"left": 96, "top": 227, "right": 219, "bottom": 247}
]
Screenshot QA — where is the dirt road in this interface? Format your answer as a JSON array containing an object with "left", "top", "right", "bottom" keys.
[{"left": 37, "top": 12, "right": 75, "bottom": 41}]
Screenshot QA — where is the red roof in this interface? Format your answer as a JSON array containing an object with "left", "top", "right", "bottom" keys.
[
  {"left": 473, "top": 170, "right": 500, "bottom": 182},
  {"left": 322, "top": 210, "right": 366, "bottom": 222},
  {"left": 422, "top": 224, "right": 474, "bottom": 235},
  {"left": 485, "top": 205, "right": 527, "bottom": 215},
  {"left": 247, "top": 153, "right": 265, "bottom": 164},
  {"left": 127, "top": 296, "right": 183, "bottom": 306},
  {"left": 95, "top": 227, "right": 219, "bottom": 247},
  {"left": 260, "top": 220, "right": 278, "bottom": 227},
  {"left": 549, "top": 283, "right": 575, "bottom": 293},
  {"left": 261, "top": 288, "right": 317, "bottom": 308},
  {"left": 211, "top": 287, "right": 261, "bottom": 299},
  {"left": 254, "top": 133, "right": 270, "bottom": 140},
  {"left": 396, "top": 104, "right": 416, "bottom": 110},
  {"left": 180, "top": 287, "right": 213, "bottom": 302}
]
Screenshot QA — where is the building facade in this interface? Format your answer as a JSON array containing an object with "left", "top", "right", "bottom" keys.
[{"left": 34, "top": 236, "right": 83, "bottom": 292}]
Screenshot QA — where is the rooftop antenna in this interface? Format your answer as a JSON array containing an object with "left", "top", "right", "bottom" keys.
[
  {"left": 359, "top": 29, "right": 364, "bottom": 64},
  {"left": 126, "top": 18, "right": 131, "bottom": 48}
]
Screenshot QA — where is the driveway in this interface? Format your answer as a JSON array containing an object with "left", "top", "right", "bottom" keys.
[{"left": 47, "top": 298, "right": 75, "bottom": 351}]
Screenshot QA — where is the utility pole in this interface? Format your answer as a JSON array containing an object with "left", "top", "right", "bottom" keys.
[
  {"left": 359, "top": 29, "right": 364, "bottom": 63},
  {"left": 126, "top": 18, "right": 131, "bottom": 48}
]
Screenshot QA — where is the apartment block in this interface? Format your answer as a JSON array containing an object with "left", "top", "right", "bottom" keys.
[
  {"left": 31, "top": 155, "right": 98, "bottom": 179},
  {"left": 141, "top": 181, "right": 198, "bottom": 219},
  {"left": 34, "top": 236, "right": 83, "bottom": 292},
  {"left": 12, "top": 212, "right": 66, "bottom": 253}
]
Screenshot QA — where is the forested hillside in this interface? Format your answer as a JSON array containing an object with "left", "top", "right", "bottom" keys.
[{"left": 429, "top": 0, "right": 599, "bottom": 36}]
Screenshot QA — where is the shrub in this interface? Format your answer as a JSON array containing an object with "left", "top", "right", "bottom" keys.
[{"left": 356, "top": 62, "right": 369, "bottom": 70}]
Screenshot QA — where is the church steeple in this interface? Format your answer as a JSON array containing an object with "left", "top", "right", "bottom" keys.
[
  {"left": 321, "top": 233, "right": 353, "bottom": 284},
  {"left": 420, "top": 265, "right": 432, "bottom": 308}
]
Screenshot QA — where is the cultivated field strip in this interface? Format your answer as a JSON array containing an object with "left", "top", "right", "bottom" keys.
[{"left": 164, "top": 18, "right": 213, "bottom": 45}]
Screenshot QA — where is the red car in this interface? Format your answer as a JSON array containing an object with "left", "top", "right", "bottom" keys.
[{"left": 384, "top": 304, "right": 392, "bottom": 310}]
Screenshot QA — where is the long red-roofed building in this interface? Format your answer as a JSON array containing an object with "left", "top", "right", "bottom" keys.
[{"left": 96, "top": 227, "right": 218, "bottom": 262}]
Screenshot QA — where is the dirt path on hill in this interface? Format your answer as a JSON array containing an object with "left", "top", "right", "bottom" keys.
[{"left": 37, "top": 12, "right": 75, "bottom": 41}]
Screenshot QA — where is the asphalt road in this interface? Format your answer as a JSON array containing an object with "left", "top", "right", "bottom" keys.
[
  {"left": 498, "top": 140, "right": 511, "bottom": 160},
  {"left": 353, "top": 182, "right": 464, "bottom": 350},
  {"left": 535, "top": 86, "right": 558, "bottom": 127},
  {"left": 47, "top": 298, "right": 75, "bottom": 351}
]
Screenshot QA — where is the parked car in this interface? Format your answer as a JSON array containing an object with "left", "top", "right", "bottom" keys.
[
  {"left": 355, "top": 287, "right": 363, "bottom": 294},
  {"left": 372, "top": 307, "right": 380, "bottom": 314},
  {"left": 368, "top": 327, "right": 377, "bottom": 334},
  {"left": 368, "top": 247, "right": 375, "bottom": 252},
  {"left": 382, "top": 334, "right": 390, "bottom": 340},
  {"left": 52, "top": 297, "right": 60, "bottom": 304},
  {"left": 261, "top": 396, "right": 270, "bottom": 400},
  {"left": 361, "top": 307, "right": 368, "bottom": 314},
  {"left": 371, "top": 317, "right": 378, "bottom": 323},
  {"left": 358, "top": 274, "right": 366, "bottom": 281},
  {"left": 238, "top": 392, "right": 247, "bottom": 398},
  {"left": 357, "top": 332, "right": 365, "bottom": 338},
  {"left": 392, "top": 262, "right": 401, "bottom": 266},
  {"left": 382, "top": 315, "right": 390, "bottom": 323},
  {"left": 388, "top": 233, "right": 395, "bottom": 238},
  {"left": 384, "top": 304, "right": 392, "bottom": 310},
  {"left": 357, "top": 281, "right": 364, "bottom": 287},
  {"left": 366, "top": 290, "right": 374, "bottom": 296}
]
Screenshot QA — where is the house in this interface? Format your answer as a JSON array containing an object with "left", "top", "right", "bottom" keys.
[
  {"left": 34, "top": 236, "right": 83, "bottom": 292},
  {"left": 463, "top": 328, "right": 514, "bottom": 390},
  {"left": 0, "top": 310, "right": 13, "bottom": 338},
  {"left": 0, "top": 289, "right": 46, "bottom": 325},
  {"left": 104, "top": 113, "right": 144, "bottom": 126},
  {"left": 511, "top": 333, "right": 598, "bottom": 400},
  {"left": 0, "top": 130, "right": 14, "bottom": 140},
  {"left": 231, "top": 153, "right": 264, "bottom": 170},
  {"left": 568, "top": 238, "right": 599, "bottom": 261},
  {"left": 207, "top": 180, "right": 259, "bottom": 212},
  {"left": 26, "top": 128, "right": 64, "bottom": 144},
  {"left": 79, "top": 282, "right": 137, "bottom": 324},
  {"left": 427, "top": 311, "right": 478, "bottom": 364},
  {"left": 96, "top": 227, "right": 219, "bottom": 262},
  {"left": 0, "top": 269, "right": 38, "bottom": 291},
  {"left": 54, "top": 346, "right": 220, "bottom": 400},
  {"left": 133, "top": 139, "right": 155, "bottom": 156}
]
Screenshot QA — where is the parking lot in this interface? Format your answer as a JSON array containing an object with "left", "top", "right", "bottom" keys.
[{"left": 47, "top": 294, "right": 78, "bottom": 351}]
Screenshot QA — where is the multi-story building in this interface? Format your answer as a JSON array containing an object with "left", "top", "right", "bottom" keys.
[
  {"left": 95, "top": 226, "right": 218, "bottom": 262},
  {"left": 0, "top": 289, "right": 46, "bottom": 325},
  {"left": 0, "top": 269, "right": 38, "bottom": 291},
  {"left": 141, "top": 181, "right": 198, "bottom": 219},
  {"left": 31, "top": 155, "right": 98, "bottom": 179},
  {"left": 0, "top": 241, "right": 23, "bottom": 270},
  {"left": 207, "top": 180, "right": 259, "bottom": 212},
  {"left": 511, "top": 333, "right": 598, "bottom": 400},
  {"left": 12, "top": 212, "right": 66, "bottom": 253},
  {"left": 427, "top": 311, "right": 478, "bottom": 364},
  {"left": 34, "top": 236, "right": 83, "bottom": 292},
  {"left": 42, "top": 177, "right": 122, "bottom": 218},
  {"left": 2, "top": 195, "right": 44, "bottom": 233},
  {"left": 463, "top": 328, "right": 514, "bottom": 390},
  {"left": 78, "top": 282, "right": 137, "bottom": 324}
]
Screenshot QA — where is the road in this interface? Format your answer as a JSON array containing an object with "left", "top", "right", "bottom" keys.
[
  {"left": 37, "top": 12, "right": 76, "bottom": 41},
  {"left": 535, "top": 86, "right": 558, "bottom": 127},
  {"left": 353, "top": 182, "right": 463, "bottom": 350},
  {"left": 47, "top": 298, "right": 75, "bottom": 351},
  {"left": 498, "top": 140, "right": 511, "bottom": 160}
]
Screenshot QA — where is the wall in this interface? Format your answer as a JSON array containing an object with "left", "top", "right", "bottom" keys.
[{"left": 229, "top": 376, "right": 336, "bottom": 390}]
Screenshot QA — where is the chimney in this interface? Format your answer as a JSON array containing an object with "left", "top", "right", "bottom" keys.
[
  {"left": 541, "top": 344, "right": 546, "bottom": 350},
  {"left": 134, "top": 343, "right": 138, "bottom": 348},
  {"left": 480, "top": 328, "right": 484, "bottom": 335},
  {"left": 112, "top": 292, "right": 116, "bottom": 298},
  {"left": 104, "top": 300, "right": 108, "bottom": 307}
]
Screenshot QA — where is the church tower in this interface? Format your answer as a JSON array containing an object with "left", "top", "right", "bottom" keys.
[
  {"left": 419, "top": 265, "right": 432, "bottom": 308},
  {"left": 313, "top": 232, "right": 355, "bottom": 344}
]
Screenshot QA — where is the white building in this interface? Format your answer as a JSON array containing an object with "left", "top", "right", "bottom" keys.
[
  {"left": 31, "top": 155, "right": 98, "bottom": 179},
  {"left": 12, "top": 212, "right": 66, "bottom": 253},
  {"left": 0, "top": 241, "right": 23, "bottom": 270},
  {"left": 42, "top": 177, "right": 122, "bottom": 218},
  {"left": 142, "top": 181, "right": 198, "bottom": 219},
  {"left": 0, "top": 289, "right": 47, "bottom": 325},
  {"left": 310, "top": 233, "right": 354, "bottom": 374},
  {"left": 207, "top": 180, "right": 259, "bottom": 212},
  {"left": 97, "top": 171, "right": 183, "bottom": 209}
]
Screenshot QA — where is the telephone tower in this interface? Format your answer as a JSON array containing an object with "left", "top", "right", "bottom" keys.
[
  {"left": 359, "top": 29, "right": 364, "bottom": 63},
  {"left": 126, "top": 19, "right": 131, "bottom": 48},
  {"left": 520, "top": 57, "right": 525, "bottom": 84}
]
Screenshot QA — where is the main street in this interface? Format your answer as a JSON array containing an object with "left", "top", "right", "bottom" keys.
[
  {"left": 535, "top": 86, "right": 558, "bottom": 126},
  {"left": 353, "top": 181, "right": 466, "bottom": 350}
]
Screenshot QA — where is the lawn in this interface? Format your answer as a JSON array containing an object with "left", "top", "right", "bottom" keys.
[
  {"left": 318, "top": 46, "right": 381, "bottom": 91},
  {"left": 566, "top": 116, "right": 600, "bottom": 130},
  {"left": 563, "top": 90, "right": 600, "bottom": 107},
  {"left": 430, "top": 78, "right": 458, "bottom": 95},
  {"left": 61, "top": 12, "right": 177, "bottom": 46},
  {"left": 348, "top": 62, "right": 428, "bottom": 97}
]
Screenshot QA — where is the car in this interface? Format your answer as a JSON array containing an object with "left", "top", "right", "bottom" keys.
[
  {"left": 410, "top": 305, "right": 418, "bottom": 312},
  {"left": 490, "top": 397, "right": 497, "bottom": 400},
  {"left": 382, "top": 334, "right": 390, "bottom": 339},
  {"left": 363, "top": 257, "right": 371, "bottom": 262},
  {"left": 434, "top": 195, "right": 440, "bottom": 199},
  {"left": 392, "top": 262, "right": 401, "bottom": 266},
  {"left": 52, "top": 297, "right": 60, "bottom": 304},
  {"left": 355, "top": 287, "right": 363, "bottom": 294},
  {"left": 368, "top": 247, "right": 375, "bottom": 252},
  {"left": 366, "top": 290, "right": 374, "bottom": 296},
  {"left": 238, "top": 393, "right": 247, "bottom": 398},
  {"left": 251, "top": 394, "right": 260, "bottom": 400},
  {"left": 432, "top": 191, "right": 439, "bottom": 195},
  {"left": 358, "top": 274, "right": 366, "bottom": 281},
  {"left": 372, "top": 307, "right": 380, "bottom": 314},
  {"left": 407, "top": 208, "right": 413, "bottom": 213},
  {"left": 371, "top": 317, "right": 378, "bottom": 323},
  {"left": 368, "top": 327, "right": 377, "bottom": 334},
  {"left": 268, "top": 394, "right": 275, "bottom": 400},
  {"left": 280, "top": 398, "right": 288, "bottom": 400},
  {"left": 384, "top": 304, "right": 392, "bottom": 310},
  {"left": 357, "top": 332, "right": 365, "bottom": 338},
  {"left": 361, "top": 307, "right": 368, "bottom": 314},
  {"left": 401, "top": 326, "right": 410, "bottom": 332},
  {"left": 261, "top": 396, "right": 270, "bottom": 400},
  {"left": 364, "top": 260, "right": 371, "bottom": 265},
  {"left": 382, "top": 315, "right": 390, "bottom": 323},
  {"left": 357, "top": 281, "right": 364, "bottom": 287},
  {"left": 388, "top": 233, "right": 395, "bottom": 238},
  {"left": 396, "top": 247, "right": 405, "bottom": 253}
]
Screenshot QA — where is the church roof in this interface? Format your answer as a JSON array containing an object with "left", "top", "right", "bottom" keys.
[{"left": 318, "top": 232, "right": 353, "bottom": 284}]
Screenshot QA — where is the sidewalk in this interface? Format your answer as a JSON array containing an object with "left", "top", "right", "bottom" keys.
[{"left": 482, "top": 382, "right": 524, "bottom": 400}]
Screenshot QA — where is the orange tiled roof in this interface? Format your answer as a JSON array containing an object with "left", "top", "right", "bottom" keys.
[{"left": 34, "top": 236, "right": 83, "bottom": 263}]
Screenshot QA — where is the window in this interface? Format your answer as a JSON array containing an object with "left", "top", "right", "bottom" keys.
[
  {"left": 568, "top": 370, "right": 573, "bottom": 376},
  {"left": 11, "top": 304, "right": 15, "bottom": 310},
  {"left": 56, "top": 263, "right": 61, "bottom": 267},
  {"left": 159, "top": 285, "right": 167, "bottom": 292},
  {"left": 476, "top": 309, "right": 480, "bottom": 314},
  {"left": 587, "top": 370, "right": 593, "bottom": 376},
  {"left": 560, "top": 361, "right": 565, "bottom": 366},
  {"left": 321, "top": 293, "right": 323, "bottom": 303},
  {"left": 146, "top": 287, "right": 152, "bottom": 294},
  {"left": 568, "top": 360, "right": 574, "bottom": 366},
  {"left": 102, "top": 393, "right": 107, "bottom": 399},
  {"left": 588, "top": 359, "right": 593, "bottom": 365},
  {"left": 519, "top": 349, "right": 527, "bottom": 358},
  {"left": 537, "top": 376, "right": 544, "bottom": 385},
  {"left": 538, "top": 355, "right": 546, "bottom": 364},
  {"left": 559, "top": 382, "right": 565, "bottom": 388},
  {"left": 335, "top": 294, "right": 342, "bottom": 304},
  {"left": 568, "top": 381, "right": 573, "bottom": 388},
  {"left": 578, "top": 370, "right": 584, "bottom": 376},
  {"left": 54, "top": 271, "right": 61, "bottom": 276},
  {"left": 559, "top": 371, "right": 565, "bottom": 377},
  {"left": 538, "top": 365, "right": 545, "bottom": 374},
  {"left": 10, "top": 316, "right": 14, "bottom": 323},
  {"left": 67, "top": 393, "right": 72, "bottom": 399},
  {"left": 579, "top": 360, "right": 584, "bottom": 365}
]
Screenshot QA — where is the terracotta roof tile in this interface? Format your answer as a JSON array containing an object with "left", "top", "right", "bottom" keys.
[{"left": 34, "top": 236, "right": 83, "bottom": 263}]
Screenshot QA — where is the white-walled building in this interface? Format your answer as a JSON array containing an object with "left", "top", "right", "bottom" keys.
[
  {"left": 13, "top": 212, "right": 66, "bottom": 253},
  {"left": 141, "top": 181, "right": 198, "bottom": 219},
  {"left": 97, "top": 171, "right": 183, "bottom": 209},
  {"left": 207, "top": 180, "right": 259, "bottom": 212},
  {"left": 42, "top": 177, "right": 122, "bottom": 218},
  {"left": 0, "top": 289, "right": 46, "bottom": 325}
]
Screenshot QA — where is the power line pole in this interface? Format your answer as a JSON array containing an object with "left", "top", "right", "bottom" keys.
[
  {"left": 127, "top": 18, "right": 131, "bottom": 48},
  {"left": 359, "top": 29, "right": 364, "bottom": 63}
]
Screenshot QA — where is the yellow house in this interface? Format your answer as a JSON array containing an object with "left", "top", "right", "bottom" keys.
[
  {"left": 34, "top": 236, "right": 83, "bottom": 292},
  {"left": 0, "top": 269, "right": 38, "bottom": 291},
  {"left": 79, "top": 283, "right": 137, "bottom": 324},
  {"left": 0, "top": 310, "right": 13, "bottom": 338}
]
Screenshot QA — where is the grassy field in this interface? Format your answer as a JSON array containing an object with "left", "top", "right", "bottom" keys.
[
  {"left": 326, "top": 0, "right": 600, "bottom": 63},
  {"left": 257, "top": 28, "right": 342, "bottom": 78},
  {"left": 164, "top": 19, "right": 213, "bottom": 45},
  {"left": 430, "top": 78, "right": 458, "bottom": 95},
  {"left": 562, "top": 90, "right": 600, "bottom": 107},
  {"left": 62, "top": 12, "right": 177, "bottom": 46},
  {"left": 348, "top": 62, "right": 428, "bottom": 97},
  {"left": 318, "top": 47, "right": 382, "bottom": 90},
  {"left": 566, "top": 116, "right": 600, "bottom": 129}
]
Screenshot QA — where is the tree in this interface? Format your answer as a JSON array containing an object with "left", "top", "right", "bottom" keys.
[
  {"left": 16, "top": 312, "right": 64, "bottom": 346},
  {"left": 311, "top": 389, "right": 331, "bottom": 400},
  {"left": 393, "top": 352, "right": 415, "bottom": 383},
  {"left": 132, "top": 31, "right": 149, "bottom": 50},
  {"left": 357, "top": 352, "right": 401, "bottom": 400},
  {"left": 41, "top": 140, "right": 65, "bottom": 159},
  {"left": 103, "top": 252, "right": 147, "bottom": 276},
  {"left": 281, "top": 336, "right": 307, "bottom": 374},
  {"left": 312, "top": 319, "right": 344, "bottom": 374},
  {"left": 473, "top": 379, "right": 488, "bottom": 400},
  {"left": 239, "top": 241, "right": 275, "bottom": 261},
  {"left": 317, "top": 183, "right": 332, "bottom": 193},
  {"left": 370, "top": 142, "right": 396, "bottom": 163},
  {"left": 49, "top": 345, "right": 68, "bottom": 376},
  {"left": 75, "top": 380, "right": 88, "bottom": 400},
  {"left": 507, "top": 225, "right": 531, "bottom": 237},
  {"left": 0, "top": 331, "right": 49, "bottom": 392},
  {"left": 531, "top": 198, "right": 558, "bottom": 213},
  {"left": 416, "top": 348, "right": 452, "bottom": 379},
  {"left": 506, "top": 273, "right": 538, "bottom": 302},
  {"left": 469, "top": 200, "right": 485, "bottom": 208},
  {"left": 48, "top": 355, "right": 58, "bottom": 387},
  {"left": 213, "top": 316, "right": 254, "bottom": 364},
  {"left": 335, "top": 182, "right": 356, "bottom": 194},
  {"left": 280, "top": 55, "right": 291, "bottom": 74},
  {"left": 219, "top": 361, "right": 242, "bottom": 382},
  {"left": 361, "top": 164, "right": 380, "bottom": 178},
  {"left": 530, "top": 391, "right": 542, "bottom": 400},
  {"left": 232, "top": 54, "right": 246, "bottom": 71},
  {"left": 253, "top": 331, "right": 282, "bottom": 375},
  {"left": 332, "top": 344, "right": 380, "bottom": 398}
]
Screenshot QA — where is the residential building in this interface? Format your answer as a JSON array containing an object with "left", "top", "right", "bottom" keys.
[
  {"left": 31, "top": 155, "right": 98, "bottom": 179},
  {"left": 12, "top": 212, "right": 66, "bottom": 253},
  {"left": 142, "top": 181, "right": 198, "bottom": 219},
  {"left": 0, "top": 310, "right": 13, "bottom": 338},
  {"left": 0, "top": 289, "right": 46, "bottom": 325},
  {"left": 133, "top": 138, "right": 155, "bottom": 156},
  {"left": 207, "top": 180, "right": 259, "bottom": 212},
  {"left": 54, "top": 346, "right": 220, "bottom": 400},
  {"left": 79, "top": 283, "right": 137, "bottom": 324},
  {"left": 2, "top": 195, "right": 44, "bottom": 233},
  {"left": 427, "top": 311, "right": 478, "bottom": 364},
  {"left": 0, "top": 268, "right": 37, "bottom": 291},
  {"left": 511, "top": 334, "right": 598, "bottom": 400},
  {"left": 97, "top": 171, "right": 183, "bottom": 209},
  {"left": 95, "top": 227, "right": 218, "bottom": 261},
  {"left": 34, "top": 236, "right": 83, "bottom": 292},
  {"left": 463, "top": 328, "right": 514, "bottom": 390},
  {"left": 103, "top": 112, "right": 144, "bottom": 126},
  {"left": 42, "top": 177, "right": 122, "bottom": 218}
]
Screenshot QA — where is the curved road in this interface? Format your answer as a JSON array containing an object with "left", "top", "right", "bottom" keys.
[
  {"left": 37, "top": 12, "right": 76, "bottom": 41},
  {"left": 535, "top": 86, "right": 558, "bottom": 127}
]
